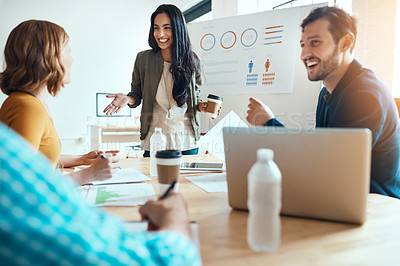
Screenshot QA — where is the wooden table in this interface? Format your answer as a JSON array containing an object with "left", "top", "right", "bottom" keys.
[{"left": 104, "top": 154, "right": 400, "bottom": 265}]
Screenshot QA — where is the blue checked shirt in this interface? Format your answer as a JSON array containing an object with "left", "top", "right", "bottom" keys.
[{"left": 0, "top": 123, "right": 201, "bottom": 266}]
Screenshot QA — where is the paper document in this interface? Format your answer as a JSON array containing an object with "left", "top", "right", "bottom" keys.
[
  {"left": 76, "top": 185, "right": 91, "bottom": 199},
  {"left": 199, "top": 110, "right": 248, "bottom": 160},
  {"left": 76, "top": 167, "right": 150, "bottom": 185},
  {"left": 186, "top": 173, "right": 227, "bottom": 193},
  {"left": 125, "top": 221, "right": 200, "bottom": 247},
  {"left": 82, "top": 183, "right": 157, "bottom": 207},
  {"left": 91, "top": 168, "right": 150, "bottom": 185}
]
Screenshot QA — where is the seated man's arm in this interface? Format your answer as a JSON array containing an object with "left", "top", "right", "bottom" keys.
[
  {"left": 246, "top": 97, "right": 284, "bottom": 127},
  {"left": 264, "top": 118, "right": 285, "bottom": 127},
  {"left": 331, "top": 91, "right": 383, "bottom": 146},
  {"left": 139, "top": 193, "right": 191, "bottom": 239}
]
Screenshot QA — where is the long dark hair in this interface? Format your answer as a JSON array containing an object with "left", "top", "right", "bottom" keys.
[{"left": 148, "top": 4, "right": 199, "bottom": 107}]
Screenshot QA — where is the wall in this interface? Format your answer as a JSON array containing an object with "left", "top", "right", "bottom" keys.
[{"left": 352, "top": 0, "right": 397, "bottom": 93}]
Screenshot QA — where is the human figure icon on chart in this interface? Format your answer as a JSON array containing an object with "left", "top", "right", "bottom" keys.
[
  {"left": 265, "top": 59, "right": 270, "bottom": 72},
  {"left": 248, "top": 60, "right": 254, "bottom": 73}
]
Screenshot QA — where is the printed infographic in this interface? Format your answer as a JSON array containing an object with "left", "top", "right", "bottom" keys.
[{"left": 188, "top": 7, "right": 300, "bottom": 95}]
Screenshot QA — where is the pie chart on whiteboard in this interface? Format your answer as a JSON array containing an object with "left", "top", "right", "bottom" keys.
[
  {"left": 220, "top": 31, "right": 237, "bottom": 49},
  {"left": 200, "top": 33, "right": 216, "bottom": 51},
  {"left": 241, "top": 28, "right": 257, "bottom": 47}
]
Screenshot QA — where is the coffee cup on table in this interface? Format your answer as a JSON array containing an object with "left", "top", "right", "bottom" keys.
[
  {"left": 155, "top": 150, "right": 182, "bottom": 195},
  {"left": 205, "top": 94, "right": 223, "bottom": 118}
]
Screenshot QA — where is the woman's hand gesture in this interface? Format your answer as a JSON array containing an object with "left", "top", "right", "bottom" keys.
[{"left": 103, "top": 93, "right": 135, "bottom": 115}]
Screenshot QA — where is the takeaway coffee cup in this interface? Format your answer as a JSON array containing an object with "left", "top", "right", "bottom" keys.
[
  {"left": 205, "top": 94, "right": 223, "bottom": 118},
  {"left": 155, "top": 150, "right": 182, "bottom": 195}
]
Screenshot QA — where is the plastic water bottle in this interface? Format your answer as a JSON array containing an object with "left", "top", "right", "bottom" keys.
[
  {"left": 247, "top": 148, "right": 282, "bottom": 252},
  {"left": 150, "top": 127, "right": 166, "bottom": 176}
]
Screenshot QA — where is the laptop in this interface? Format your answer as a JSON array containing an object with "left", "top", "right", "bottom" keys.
[{"left": 223, "top": 127, "right": 371, "bottom": 224}]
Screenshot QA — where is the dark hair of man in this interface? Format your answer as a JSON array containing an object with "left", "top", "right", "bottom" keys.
[
  {"left": 0, "top": 20, "right": 69, "bottom": 96},
  {"left": 148, "top": 4, "right": 199, "bottom": 107},
  {"left": 301, "top": 6, "right": 357, "bottom": 52}
]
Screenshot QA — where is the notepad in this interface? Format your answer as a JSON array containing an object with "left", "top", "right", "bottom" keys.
[
  {"left": 186, "top": 173, "right": 227, "bottom": 193},
  {"left": 77, "top": 167, "right": 150, "bottom": 185}
]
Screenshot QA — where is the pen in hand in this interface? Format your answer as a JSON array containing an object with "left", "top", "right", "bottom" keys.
[
  {"left": 100, "top": 154, "right": 121, "bottom": 169},
  {"left": 159, "top": 180, "right": 177, "bottom": 200}
]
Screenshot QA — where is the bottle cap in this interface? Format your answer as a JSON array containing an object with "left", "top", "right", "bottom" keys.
[
  {"left": 155, "top": 127, "right": 162, "bottom": 132},
  {"left": 257, "top": 148, "right": 274, "bottom": 161}
]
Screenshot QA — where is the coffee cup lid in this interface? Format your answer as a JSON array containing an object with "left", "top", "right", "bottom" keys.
[
  {"left": 207, "top": 94, "right": 223, "bottom": 101},
  {"left": 155, "top": 150, "right": 182, "bottom": 159}
]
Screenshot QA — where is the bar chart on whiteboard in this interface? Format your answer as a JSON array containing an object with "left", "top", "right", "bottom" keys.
[{"left": 188, "top": 6, "right": 300, "bottom": 95}]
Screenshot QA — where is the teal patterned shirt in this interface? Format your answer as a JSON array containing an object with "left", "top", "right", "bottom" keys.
[{"left": 0, "top": 123, "right": 201, "bottom": 265}]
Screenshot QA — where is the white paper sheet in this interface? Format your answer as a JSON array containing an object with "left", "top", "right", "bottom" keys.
[
  {"left": 198, "top": 110, "right": 248, "bottom": 160},
  {"left": 91, "top": 168, "right": 150, "bottom": 185},
  {"left": 186, "top": 173, "right": 227, "bottom": 193},
  {"left": 83, "top": 183, "right": 157, "bottom": 207},
  {"left": 76, "top": 185, "right": 90, "bottom": 199},
  {"left": 75, "top": 167, "right": 150, "bottom": 185}
]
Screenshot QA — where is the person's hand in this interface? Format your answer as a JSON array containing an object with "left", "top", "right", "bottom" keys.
[
  {"left": 80, "top": 150, "right": 100, "bottom": 165},
  {"left": 103, "top": 93, "right": 134, "bottom": 115},
  {"left": 198, "top": 102, "right": 222, "bottom": 119},
  {"left": 85, "top": 154, "right": 119, "bottom": 182},
  {"left": 139, "top": 193, "right": 191, "bottom": 239},
  {"left": 198, "top": 102, "right": 208, "bottom": 112},
  {"left": 246, "top": 97, "right": 275, "bottom": 126},
  {"left": 80, "top": 150, "right": 120, "bottom": 165}
]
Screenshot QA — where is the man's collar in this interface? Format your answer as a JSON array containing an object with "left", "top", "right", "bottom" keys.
[
  {"left": 323, "top": 92, "right": 331, "bottom": 102},
  {"left": 322, "top": 60, "right": 362, "bottom": 102}
]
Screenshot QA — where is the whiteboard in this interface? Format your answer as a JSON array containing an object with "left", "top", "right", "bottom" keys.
[
  {"left": 189, "top": 7, "right": 301, "bottom": 95},
  {"left": 195, "top": 4, "right": 325, "bottom": 134}
]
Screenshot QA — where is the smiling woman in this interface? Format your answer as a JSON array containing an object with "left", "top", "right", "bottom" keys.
[
  {"left": 103, "top": 4, "right": 221, "bottom": 157},
  {"left": 153, "top": 13, "right": 174, "bottom": 57}
]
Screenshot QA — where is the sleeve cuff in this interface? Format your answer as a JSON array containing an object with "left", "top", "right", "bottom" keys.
[
  {"left": 264, "top": 118, "right": 285, "bottom": 127},
  {"left": 126, "top": 93, "right": 140, "bottom": 108}
]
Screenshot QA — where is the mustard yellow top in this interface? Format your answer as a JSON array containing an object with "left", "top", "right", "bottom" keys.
[{"left": 0, "top": 92, "right": 61, "bottom": 166}]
